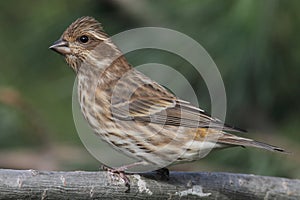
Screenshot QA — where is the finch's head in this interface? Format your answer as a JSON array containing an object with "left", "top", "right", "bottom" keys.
[{"left": 50, "top": 16, "right": 109, "bottom": 72}]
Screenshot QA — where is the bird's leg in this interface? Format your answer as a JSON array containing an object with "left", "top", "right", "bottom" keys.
[
  {"left": 101, "top": 161, "right": 147, "bottom": 193},
  {"left": 114, "top": 161, "right": 147, "bottom": 171},
  {"left": 102, "top": 165, "right": 131, "bottom": 193},
  {"left": 155, "top": 167, "right": 170, "bottom": 180}
]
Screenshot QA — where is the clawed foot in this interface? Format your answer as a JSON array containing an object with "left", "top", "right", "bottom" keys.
[
  {"left": 101, "top": 165, "right": 131, "bottom": 193},
  {"left": 101, "top": 164, "right": 169, "bottom": 193},
  {"left": 155, "top": 167, "right": 170, "bottom": 180}
]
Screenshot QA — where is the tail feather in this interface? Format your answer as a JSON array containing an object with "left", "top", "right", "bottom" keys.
[{"left": 217, "top": 134, "right": 288, "bottom": 153}]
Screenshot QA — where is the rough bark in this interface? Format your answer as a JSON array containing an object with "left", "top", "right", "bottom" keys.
[{"left": 0, "top": 169, "right": 299, "bottom": 199}]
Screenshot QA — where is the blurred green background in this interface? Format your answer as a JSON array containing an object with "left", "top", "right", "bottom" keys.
[{"left": 0, "top": 0, "right": 299, "bottom": 179}]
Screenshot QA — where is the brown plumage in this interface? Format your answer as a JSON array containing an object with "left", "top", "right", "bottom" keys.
[{"left": 50, "top": 16, "right": 286, "bottom": 190}]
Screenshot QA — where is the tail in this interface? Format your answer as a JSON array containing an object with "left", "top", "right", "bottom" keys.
[{"left": 217, "top": 133, "right": 288, "bottom": 153}]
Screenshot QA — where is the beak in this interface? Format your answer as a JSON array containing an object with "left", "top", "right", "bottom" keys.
[{"left": 49, "top": 39, "right": 71, "bottom": 56}]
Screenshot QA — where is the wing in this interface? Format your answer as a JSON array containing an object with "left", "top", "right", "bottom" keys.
[{"left": 111, "top": 72, "right": 245, "bottom": 132}]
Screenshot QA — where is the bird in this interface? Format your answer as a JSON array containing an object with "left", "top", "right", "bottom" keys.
[{"left": 50, "top": 16, "right": 286, "bottom": 192}]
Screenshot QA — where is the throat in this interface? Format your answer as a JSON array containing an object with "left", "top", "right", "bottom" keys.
[{"left": 77, "top": 56, "right": 132, "bottom": 91}]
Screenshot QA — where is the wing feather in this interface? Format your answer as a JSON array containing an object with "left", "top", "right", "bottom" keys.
[{"left": 111, "top": 79, "right": 245, "bottom": 132}]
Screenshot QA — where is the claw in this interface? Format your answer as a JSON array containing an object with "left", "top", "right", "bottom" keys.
[
  {"left": 155, "top": 167, "right": 170, "bottom": 180},
  {"left": 101, "top": 165, "right": 131, "bottom": 193}
]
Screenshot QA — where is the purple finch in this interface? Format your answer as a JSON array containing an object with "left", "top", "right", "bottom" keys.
[{"left": 50, "top": 16, "right": 286, "bottom": 191}]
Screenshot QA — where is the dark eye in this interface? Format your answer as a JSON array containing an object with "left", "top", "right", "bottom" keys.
[{"left": 79, "top": 35, "right": 89, "bottom": 43}]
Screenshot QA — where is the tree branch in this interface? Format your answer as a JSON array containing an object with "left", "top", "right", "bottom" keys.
[{"left": 0, "top": 169, "right": 299, "bottom": 199}]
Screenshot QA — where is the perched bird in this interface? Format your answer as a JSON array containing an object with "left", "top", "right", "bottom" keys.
[{"left": 50, "top": 16, "right": 286, "bottom": 191}]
